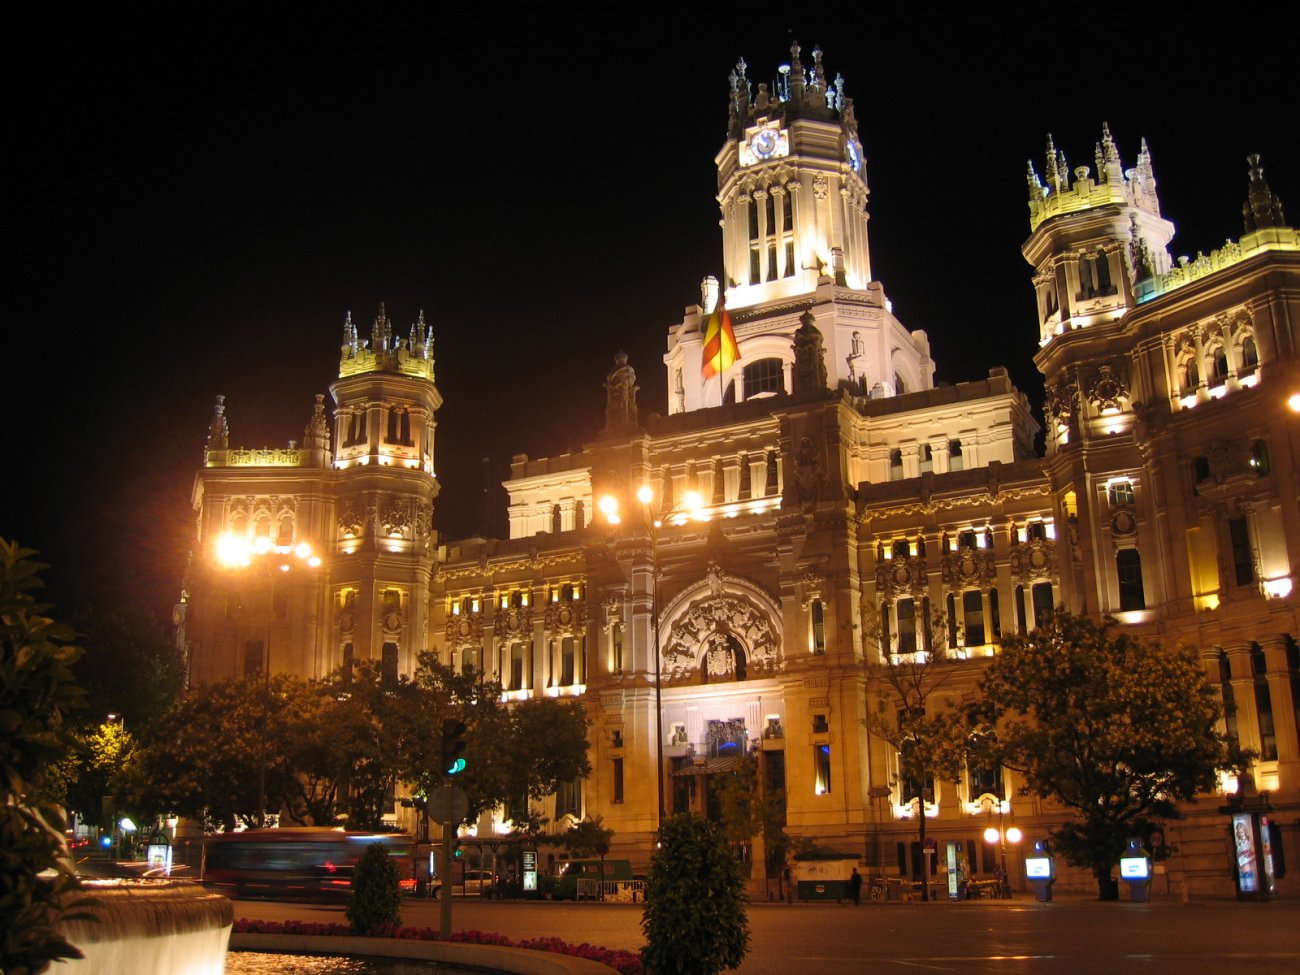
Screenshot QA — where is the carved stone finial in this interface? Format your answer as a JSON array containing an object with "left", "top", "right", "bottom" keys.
[
  {"left": 304, "top": 393, "right": 331, "bottom": 454},
  {"left": 603, "top": 352, "right": 639, "bottom": 432},
  {"left": 1243, "top": 153, "right": 1287, "bottom": 232},
  {"left": 700, "top": 275, "right": 720, "bottom": 315},
  {"left": 206, "top": 394, "right": 229, "bottom": 454}
]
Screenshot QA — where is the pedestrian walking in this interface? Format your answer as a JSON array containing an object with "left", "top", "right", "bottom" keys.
[
  {"left": 849, "top": 867, "right": 862, "bottom": 906},
  {"left": 783, "top": 865, "right": 794, "bottom": 904}
]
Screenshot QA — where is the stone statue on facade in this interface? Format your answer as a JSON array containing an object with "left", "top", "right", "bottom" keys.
[{"left": 604, "top": 352, "right": 639, "bottom": 432}]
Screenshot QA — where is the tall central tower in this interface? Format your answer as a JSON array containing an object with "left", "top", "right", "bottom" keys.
[
  {"left": 665, "top": 43, "right": 934, "bottom": 414},
  {"left": 718, "top": 42, "right": 871, "bottom": 306}
]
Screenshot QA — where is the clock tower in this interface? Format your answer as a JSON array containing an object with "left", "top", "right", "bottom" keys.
[
  {"left": 665, "top": 43, "right": 935, "bottom": 413},
  {"left": 719, "top": 42, "right": 871, "bottom": 306}
]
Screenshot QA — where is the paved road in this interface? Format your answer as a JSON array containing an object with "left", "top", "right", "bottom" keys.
[{"left": 231, "top": 892, "right": 1300, "bottom": 975}]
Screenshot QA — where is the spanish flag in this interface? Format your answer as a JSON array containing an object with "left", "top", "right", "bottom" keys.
[{"left": 701, "top": 302, "right": 740, "bottom": 379}]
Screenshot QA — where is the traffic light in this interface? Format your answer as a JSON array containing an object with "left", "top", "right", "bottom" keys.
[{"left": 441, "top": 718, "right": 467, "bottom": 776}]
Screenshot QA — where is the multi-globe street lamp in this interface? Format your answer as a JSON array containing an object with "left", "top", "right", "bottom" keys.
[
  {"left": 598, "top": 484, "right": 706, "bottom": 829},
  {"left": 983, "top": 804, "right": 1022, "bottom": 898},
  {"left": 215, "top": 533, "right": 322, "bottom": 826}
]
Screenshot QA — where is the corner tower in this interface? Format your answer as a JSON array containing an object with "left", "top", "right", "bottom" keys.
[{"left": 666, "top": 43, "right": 935, "bottom": 413}]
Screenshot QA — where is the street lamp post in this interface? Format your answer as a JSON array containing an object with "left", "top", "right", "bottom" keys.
[
  {"left": 216, "top": 534, "right": 322, "bottom": 827},
  {"left": 599, "top": 485, "right": 705, "bottom": 831},
  {"left": 983, "top": 801, "right": 1022, "bottom": 898}
]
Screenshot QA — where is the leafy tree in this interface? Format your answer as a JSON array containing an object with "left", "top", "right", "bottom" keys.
[
  {"left": 0, "top": 540, "right": 91, "bottom": 974},
  {"left": 563, "top": 816, "right": 614, "bottom": 898},
  {"left": 346, "top": 842, "right": 401, "bottom": 935},
  {"left": 70, "top": 604, "right": 186, "bottom": 732},
  {"left": 713, "top": 754, "right": 787, "bottom": 889},
  {"left": 977, "top": 612, "right": 1245, "bottom": 899},
  {"left": 131, "top": 674, "right": 306, "bottom": 831},
  {"left": 62, "top": 719, "right": 136, "bottom": 829},
  {"left": 865, "top": 608, "right": 970, "bottom": 900},
  {"left": 642, "top": 814, "right": 749, "bottom": 975}
]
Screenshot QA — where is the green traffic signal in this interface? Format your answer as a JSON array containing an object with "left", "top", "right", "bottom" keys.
[{"left": 441, "top": 718, "right": 467, "bottom": 776}]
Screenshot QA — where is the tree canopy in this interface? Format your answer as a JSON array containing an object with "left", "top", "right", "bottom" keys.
[
  {"left": 0, "top": 540, "right": 89, "bottom": 973},
  {"left": 131, "top": 651, "right": 591, "bottom": 832},
  {"left": 977, "top": 612, "right": 1244, "bottom": 897}
]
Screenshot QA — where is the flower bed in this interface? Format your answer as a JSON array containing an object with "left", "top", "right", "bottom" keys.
[{"left": 233, "top": 919, "right": 644, "bottom": 975}]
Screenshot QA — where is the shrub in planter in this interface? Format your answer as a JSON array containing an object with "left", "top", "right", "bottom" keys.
[
  {"left": 346, "top": 843, "right": 401, "bottom": 935},
  {"left": 641, "top": 814, "right": 748, "bottom": 975}
]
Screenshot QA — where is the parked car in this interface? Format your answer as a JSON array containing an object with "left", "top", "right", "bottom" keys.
[{"left": 432, "top": 868, "right": 493, "bottom": 898}]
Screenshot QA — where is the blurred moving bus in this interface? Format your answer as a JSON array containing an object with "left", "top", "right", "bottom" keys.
[{"left": 202, "top": 827, "right": 413, "bottom": 899}]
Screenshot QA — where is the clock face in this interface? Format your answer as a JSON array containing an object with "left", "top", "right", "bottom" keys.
[
  {"left": 753, "top": 129, "right": 778, "bottom": 159},
  {"left": 846, "top": 141, "right": 861, "bottom": 172}
]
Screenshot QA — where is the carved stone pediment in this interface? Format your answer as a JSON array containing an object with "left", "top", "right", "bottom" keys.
[
  {"left": 876, "top": 556, "right": 928, "bottom": 596},
  {"left": 445, "top": 611, "right": 484, "bottom": 647},
  {"left": 544, "top": 600, "right": 587, "bottom": 635},
  {"left": 1009, "top": 539, "right": 1057, "bottom": 580},
  {"left": 495, "top": 606, "right": 533, "bottom": 637},
  {"left": 941, "top": 549, "right": 996, "bottom": 587}
]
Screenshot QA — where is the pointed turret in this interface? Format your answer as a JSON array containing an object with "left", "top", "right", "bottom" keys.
[
  {"left": 1243, "top": 154, "right": 1287, "bottom": 232},
  {"left": 1099, "top": 122, "right": 1123, "bottom": 183},
  {"left": 205, "top": 395, "right": 229, "bottom": 456},
  {"left": 1045, "top": 135, "right": 1061, "bottom": 193}
]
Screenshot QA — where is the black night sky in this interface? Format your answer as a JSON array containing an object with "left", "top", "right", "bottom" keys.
[{"left": 6, "top": 9, "right": 1295, "bottom": 622}]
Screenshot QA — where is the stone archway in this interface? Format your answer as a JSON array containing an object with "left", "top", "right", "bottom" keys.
[{"left": 659, "top": 562, "right": 781, "bottom": 682}]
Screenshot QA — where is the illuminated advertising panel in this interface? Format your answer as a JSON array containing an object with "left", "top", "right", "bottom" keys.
[
  {"left": 1233, "top": 813, "right": 1257, "bottom": 893},
  {"left": 1259, "top": 817, "right": 1276, "bottom": 893},
  {"left": 1119, "top": 856, "right": 1149, "bottom": 880},
  {"left": 1025, "top": 857, "right": 1052, "bottom": 879}
]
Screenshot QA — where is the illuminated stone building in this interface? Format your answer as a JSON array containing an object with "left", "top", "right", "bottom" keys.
[{"left": 180, "top": 46, "right": 1298, "bottom": 895}]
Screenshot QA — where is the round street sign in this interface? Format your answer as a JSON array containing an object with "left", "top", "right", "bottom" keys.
[
  {"left": 1149, "top": 830, "right": 1164, "bottom": 848},
  {"left": 428, "top": 786, "right": 469, "bottom": 825}
]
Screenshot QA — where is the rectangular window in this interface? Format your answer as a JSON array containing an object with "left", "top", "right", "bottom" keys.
[
  {"left": 1253, "top": 648, "right": 1278, "bottom": 761},
  {"left": 1229, "top": 518, "right": 1254, "bottom": 586},
  {"left": 556, "top": 778, "right": 581, "bottom": 819},
  {"left": 560, "top": 637, "right": 576, "bottom": 686},
  {"left": 1108, "top": 480, "right": 1135, "bottom": 507},
  {"left": 1031, "top": 583, "right": 1054, "bottom": 627},
  {"left": 814, "top": 744, "right": 832, "bottom": 795},
  {"left": 1116, "top": 549, "right": 1146, "bottom": 611},
  {"left": 810, "top": 600, "right": 826, "bottom": 654},
  {"left": 896, "top": 598, "right": 917, "bottom": 654},
  {"left": 764, "top": 751, "right": 786, "bottom": 796},
  {"left": 381, "top": 642, "right": 399, "bottom": 685},
  {"left": 510, "top": 642, "right": 526, "bottom": 690},
  {"left": 342, "top": 642, "right": 354, "bottom": 682},
  {"left": 244, "top": 640, "right": 264, "bottom": 677},
  {"left": 1016, "top": 585, "right": 1027, "bottom": 634},
  {"left": 612, "top": 760, "right": 624, "bottom": 804},
  {"left": 611, "top": 624, "right": 623, "bottom": 673},
  {"left": 963, "top": 590, "right": 985, "bottom": 646}
]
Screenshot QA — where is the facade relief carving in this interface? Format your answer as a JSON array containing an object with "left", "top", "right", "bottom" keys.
[
  {"left": 941, "top": 548, "right": 997, "bottom": 588},
  {"left": 1008, "top": 538, "right": 1057, "bottom": 580},
  {"left": 660, "top": 563, "right": 781, "bottom": 682}
]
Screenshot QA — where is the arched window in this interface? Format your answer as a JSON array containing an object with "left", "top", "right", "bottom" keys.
[
  {"left": 919, "top": 444, "right": 933, "bottom": 474},
  {"left": 894, "top": 372, "right": 906, "bottom": 395},
  {"left": 1240, "top": 336, "right": 1259, "bottom": 374},
  {"left": 1116, "top": 549, "right": 1145, "bottom": 611},
  {"left": 1094, "top": 250, "right": 1113, "bottom": 295},
  {"left": 810, "top": 600, "right": 826, "bottom": 654},
  {"left": 892, "top": 539, "right": 910, "bottom": 560},
  {"left": 1182, "top": 358, "right": 1200, "bottom": 393},
  {"left": 742, "top": 357, "right": 784, "bottom": 399},
  {"left": 1212, "top": 348, "right": 1229, "bottom": 382},
  {"left": 889, "top": 449, "right": 903, "bottom": 481}
]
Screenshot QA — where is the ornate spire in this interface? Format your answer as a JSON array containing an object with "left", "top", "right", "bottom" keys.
[
  {"left": 1243, "top": 153, "right": 1287, "bottom": 232},
  {"left": 1099, "top": 122, "right": 1122, "bottom": 182},
  {"left": 1057, "top": 147, "right": 1070, "bottom": 190},
  {"left": 1027, "top": 159, "right": 1044, "bottom": 201},
  {"left": 206, "top": 395, "right": 229, "bottom": 454},
  {"left": 304, "top": 393, "right": 330, "bottom": 453},
  {"left": 788, "top": 42, "right": 804, "bottom": 103},
  {"left": 342, "top": 310, "right": 358, "bottom": 353},
  {"left": 372, "top": 302, "right": 392, "bottom": 352},
  {"left": 1045, "top": 134, "right": 1060, "bottom": 192},
  {"left": 810, "top": 45, "right": 825, "bottom": 94}
]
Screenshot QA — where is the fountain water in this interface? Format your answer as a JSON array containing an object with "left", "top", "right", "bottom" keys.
[{"left": 59, "top": 879, "right": 233, "bottom": 975}]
